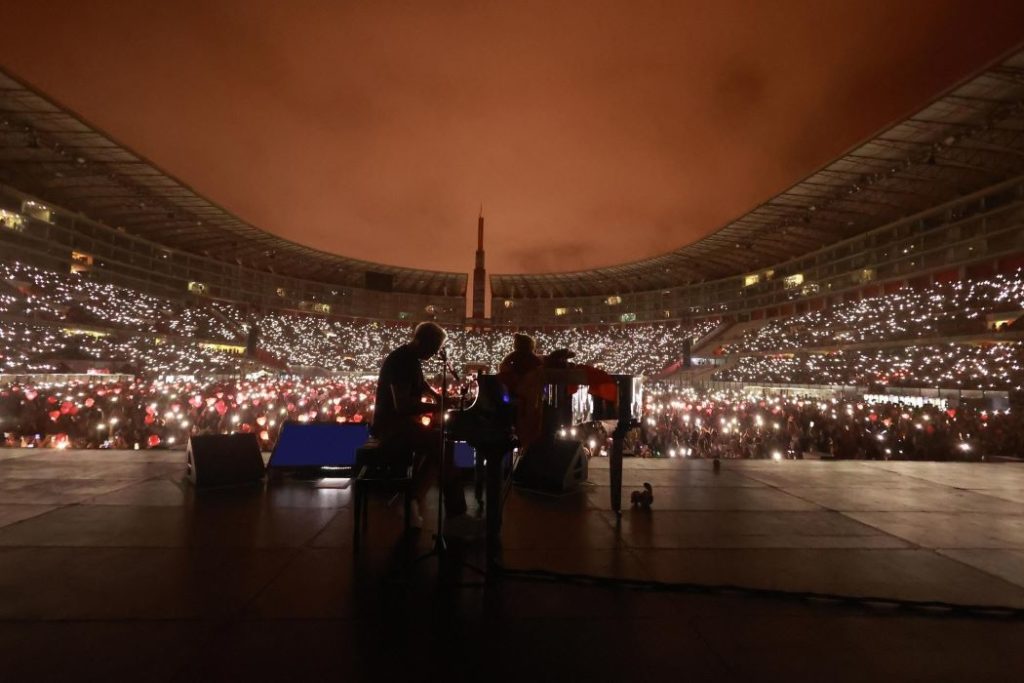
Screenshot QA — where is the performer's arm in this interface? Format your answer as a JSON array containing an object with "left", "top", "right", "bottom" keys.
[
  {"left": 387, "top": 381, "right": 437, "bottom": 416},
  {"left": 419, "top": 375, "right": 441, "bottom": 402}
]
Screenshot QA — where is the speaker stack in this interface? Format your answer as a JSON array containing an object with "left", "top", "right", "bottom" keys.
[
  {"left": 186, "top": 433, "right": 265, "bottom": 487},
  {"left": 514, "top": 440, "right": 588, "bottom": 493}
]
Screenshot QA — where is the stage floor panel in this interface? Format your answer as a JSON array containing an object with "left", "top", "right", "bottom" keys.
[{"left": 2, "top": 449, "right": 1024, "bottom": 681}]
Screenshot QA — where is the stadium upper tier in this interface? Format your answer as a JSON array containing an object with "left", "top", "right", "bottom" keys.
[
  {"left": 492, "top": 48, "right": 1024, "bottom": 299},
  {"left": 0, "top": 70, "right": 464, "bottom": 299}
]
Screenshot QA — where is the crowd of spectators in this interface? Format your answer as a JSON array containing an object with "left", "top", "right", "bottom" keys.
[
  {"left": 639, "top": 387, "right": 1023, "bottom": 461},
  {"left": 0, "top": 315, "right": 713, "bottom": 378},
  {"left": 726, "top": 271, "right": 1024, "bottom": 353},
  {"left": 1, "top": 260, "right": 237, "bottom": 341},
  {"left": 3, "top": 257, "right": 1024, "bottom": 460},
  {"left": 1, "top": 322, "right": 246, "bottom": 376},
  {"left": 0, "top": 376, "right": 376, "bottom": 450},
  {"left": 4, "top": 378, "right": 1020, "bottom": 462},
  {"left": 208, "top": 307, "right": 716, "bottom": 376},
  {"left": 713, "top": 342, "right": 1024, "bottom": 390},
  {"left": 2, "top": 258, "right": 715, "bottom": 376}
]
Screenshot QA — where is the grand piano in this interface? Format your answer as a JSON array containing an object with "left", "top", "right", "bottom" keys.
[{"left": 445, "top": 369, "right": 641, "bottom": 571}]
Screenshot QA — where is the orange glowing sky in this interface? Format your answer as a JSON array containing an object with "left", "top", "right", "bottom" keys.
[{"left": 2, "top": 1, "right": 1023, "bottom": 275}]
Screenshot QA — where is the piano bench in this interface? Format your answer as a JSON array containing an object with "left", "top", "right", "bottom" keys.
[{"left": 352, "top": 438, "right": 415, "bottom": 549}]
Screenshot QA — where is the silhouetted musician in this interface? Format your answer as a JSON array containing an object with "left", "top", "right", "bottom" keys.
[{"left": 372, "top": 322, "right": 468, "bottom": 523}]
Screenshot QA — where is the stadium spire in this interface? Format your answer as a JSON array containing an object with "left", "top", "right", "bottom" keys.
[{"left": 472, "top": 209, "right": 486, "bottom": 320}]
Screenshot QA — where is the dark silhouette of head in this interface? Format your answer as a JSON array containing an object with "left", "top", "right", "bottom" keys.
[{"left": 411, "top": 321, "right": 446, "bottom": 359}]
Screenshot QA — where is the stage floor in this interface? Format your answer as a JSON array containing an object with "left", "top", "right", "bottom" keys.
[{"left": 2, "top": 448, "right": 1024, "bottom": 681}]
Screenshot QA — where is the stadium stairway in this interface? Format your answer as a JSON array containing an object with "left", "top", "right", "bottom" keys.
[
  {"left": 696, "top": 319, "right": 768, "bottom": 357},
  {"left": 207, "top": 302, "right": 246, "bottom": 337},
  {"left": 679, "top": 354, "right": 740, "bottom": 386},
  {"left": 690, "top": 319, "right": 734, "bottom": 356}
]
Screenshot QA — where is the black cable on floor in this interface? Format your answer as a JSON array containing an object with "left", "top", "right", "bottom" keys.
[{"left": 485, "top": 564, "right": 1024, "bottom": 621}]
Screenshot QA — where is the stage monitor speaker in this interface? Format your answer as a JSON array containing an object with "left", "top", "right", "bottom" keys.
[
  {"left": 186, "top": 433, "right": 265, "bottom": 487},
  {"left": 268, "top": 421, "right": 369, "bottom": 469},
  {"left": 514, "top": 440, "right": 588, "bottom": 493}
]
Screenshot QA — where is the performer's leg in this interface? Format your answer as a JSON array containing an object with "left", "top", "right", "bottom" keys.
[
  {"left": 400, "top": 425, "right": 468, "bottom": 519},
  {"left": 382, "top": 425, "right": 431, "bottom": 510},
  {"left": 410, "top": 450, "right": 432, "bottom": 510}
]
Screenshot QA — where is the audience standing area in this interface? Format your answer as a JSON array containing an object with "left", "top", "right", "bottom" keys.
[{"left": 2, "top": 447, "right": 1024, "bottom": 681}]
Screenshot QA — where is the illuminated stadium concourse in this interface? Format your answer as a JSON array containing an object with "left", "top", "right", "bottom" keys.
[{"left": 2, "top": 4, "right": 1024, "bottom": 682}]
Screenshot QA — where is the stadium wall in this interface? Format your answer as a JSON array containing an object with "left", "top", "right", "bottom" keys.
[{"left": 2, "top": 175, "right": 1022, "bottom": 331}]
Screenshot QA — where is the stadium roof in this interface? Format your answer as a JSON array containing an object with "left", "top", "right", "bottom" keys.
[
  {"left": 0, "top": 70, "right": 466, "bottom": 298},
  {"left": 492, "top": 47, "right": 1024, "bottom": 300}
]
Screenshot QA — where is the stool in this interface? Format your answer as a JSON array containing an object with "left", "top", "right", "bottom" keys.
[{"left": 352, "top": 438, "right": 415, "bottom": 549}]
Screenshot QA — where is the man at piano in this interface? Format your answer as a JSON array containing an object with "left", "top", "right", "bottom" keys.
[{"left": 371, "top": 322, "right": 472, "bottom": 530}]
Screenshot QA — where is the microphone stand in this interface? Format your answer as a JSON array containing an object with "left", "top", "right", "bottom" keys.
[
  {"left": 414, "top": 348, "right": 453, "bottom": 566},
  {"left": 411, "top": 349, "right": 486, "bottom": 585}
]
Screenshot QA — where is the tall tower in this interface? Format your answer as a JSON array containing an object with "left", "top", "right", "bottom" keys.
[{"left": 472, "top": 210, "right": 486, "bottom": 319}]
